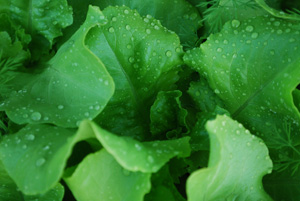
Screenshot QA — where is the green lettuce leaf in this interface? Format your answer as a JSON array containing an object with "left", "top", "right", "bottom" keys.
[
  {"left": 86, "top": 6, "right": 184, "bottom": 138},
  {"left": 0, "top": 161, "right": 64, "bottom": 201},
  {"left": 184, "top": 15, "right": 300, "bottom": 199},
  {"left": 0, "top": 6, "right": 115, "bottom": 128},
  {"left": 65, "top": 149, "right": 151, "bottom": 201},
  {"left": 187, "top": 115, "right": 273, "bottom": 201},
  {"left": 95, "top": 0, "right": 202, "bottom": 48},
  {"left": 0, "top": 119, "right": 190, "bottom": 194},
  {"left": 150, "top": 90, "right": 188, "bottom": 138},
  {"left": 0, "top": 0, "right": 72, "bottom": 46}
]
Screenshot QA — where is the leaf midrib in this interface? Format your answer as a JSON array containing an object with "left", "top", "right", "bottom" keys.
[{"left": 232, "top": 58, "right": 300, "bottom": 118}]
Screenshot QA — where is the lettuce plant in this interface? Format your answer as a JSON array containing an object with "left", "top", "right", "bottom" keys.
[{"left": 0, "top": 0, "right": 299, "bottom": 200}]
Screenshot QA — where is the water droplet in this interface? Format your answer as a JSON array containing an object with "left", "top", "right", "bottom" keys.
[
  {"left": 236, "top": 130, "right": 241, "bottom": 135},
  {"left": 125, "top": 25, "right": 130, "bottom": 30},
  {"left": 26, "top": 134, "right": 35, "bottom": 141},
  {"left": 273, "top": 21, "right": 280, "bottom": 26},
  {"left": 112, "top": 17, "right": 117, "bottom": 22},
  {"left": 165, "top": 51, "right": 172, "bottom": 57},
  {"left": 58, "top": 105, "right": 64, "bottom": 110},
  {"left": 214, "top": 89, "right": 220, "bottom": 94},
  {"left": 246, "top": 142, "right": 251, "bottom": 146},
  {"left": 217, "top": 48, "right": 222, "bottom": 52},
  {"left": 146, "top": 29, "right": 151, "bottom": 34},
  {"left": 289, "top": 38, "right": 296, "bottom": 43},
  {"left": 128, "top": 57, "right": 135, "bottom": 63},
  {"left": 36, "top": 158, "right": 46, "bottom": 166},
  {"left": 190, "top": 13, "right": 198, "bottom": 20},
  {"left": 270, "top": 50, "right": 275, "bottom": 55},
  {"left": 147, "top": 155, "right": 154, "bottom": 163},
  {"left": 246, "top": 25, "right": 254, "bottom": 32},
  {"left": 126, "top": 44, "right": 132, "bottom": 49},
  {"left": 277, "top": 29, "right": 283, "bottom": 34},
  {"left": 251, "top": 32, "right": 258, "bottom": 39},
  {"left": 31, "top": 112, "right": 41, "bottom": 121},
  {"left": 108, "top": 27, "right": 115, "bottom": 33},
  {"left": 43, "top": 145, "right": 50, "bottom": 150},
  {"left": 175, "top": 47, "right": 181, "bottom": 53},
  {"left": 231, "top": 19, "right": 241, "bottom": 28},
  {"left": 135, "top": 143, "right": 142, "bottom": 151},
  {"left": 285, "top": 28, "right": 291, "bottom": 33},
  {"left": 124, "top": 9, "right": 129, "bottom": 14}
]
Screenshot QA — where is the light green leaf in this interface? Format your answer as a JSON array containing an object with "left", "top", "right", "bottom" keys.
[
  {"left": 0, "top": 6, "right": 115, "bottom": 127},
  {"left": 0, "top": 124, "right": 77, "bottom": 194},
  {"left": 96, "top": 0, "right": 202, "bottom": 48},
  {"left": 184, "top": 15, "right": 300, "bottom": 161},
  {"left": 0, "top": 161, "right": 64, "bottom": 201},
  {"left": 65, "top": 149, "right": 151, "bottom": 201},
  {"left": 0, "top": 0, "right": 72, "bottom": 45},
  {"left": 0, "top": 119, "right": 190, "bottom": 194},
  {"left": 187, "top": 115, "right": 273, "bottom": 201},
  {"left": 90, "top": 122, "right": 191, "bottom": 173},
  {"left": 87, "top": 6, "right": 183, "bottom": 138}
]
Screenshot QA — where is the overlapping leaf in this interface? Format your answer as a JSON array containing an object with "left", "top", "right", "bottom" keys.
[
  {"left": 187, "top": 115, "right": 273, "bottom": 201},
  {"left": 0, "top": 119, "right": 190, "bottom": 195},
  {"left": 0, "top": 0, "right": 72, "bottom": 45},
  {"left": 65, "top": 150, "right": 151, "bottom": 201},
  {"left": 0, "top": 6, "right": 115, "bottom": 127},
  {"left": 184, "top": 15, "right": 300, "bottom": 199},
  {"left": 87, "top": 6, "right": 184, "bottom": 138}
]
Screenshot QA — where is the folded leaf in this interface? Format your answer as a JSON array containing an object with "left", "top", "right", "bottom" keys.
[
  {"left": 65, "top": 149, "right": 151, "bottom": 201},
  {"left": 0, "top": 119, "right": 190, "bottom": 194},
  {"left": 187, "top": 115, "right": 273, "bottom": 201},
  {"left": 90, "top": 122, "right": 191, "bottom": 173},
  {"left": 95, "top": 0, "right": 202, "bottom": 48},
  {"left": 150, "top": 90, "right": 188, "bottom": 138},
  {"left": 184, "top": 15, "right": 300, "bottom": 171},
  {"left": 0, "top": 6, "right": 115, "bottom": 127},
  {"left": 0, "top": 161, "right": 64, "bottom": 201},
  {"left": 87, "top": 6, "right": 184, "bottom": 138}
]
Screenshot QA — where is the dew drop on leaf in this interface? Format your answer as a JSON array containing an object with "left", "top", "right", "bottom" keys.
[
  {"left": 26, "top": 134, "right": 35, "bottom": 141},
  {"left": 231, "top": 19, "right": 241, "bottom": 28},
  {"left": 246, "top": 25, "right": 254, "bottom": 32},
  {"left": 165, "top": 50, "right": 172, "bottom": 57},
  {"left": 31, "top": 112, "right": 41, "bottom": 121},
  {"left": 108, "top": 27, "right": 115, "bottom": 33},
  {"left": 36, "top": 158, "right": 46, "bottom": 166}
]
